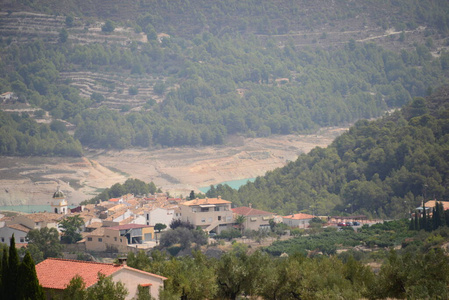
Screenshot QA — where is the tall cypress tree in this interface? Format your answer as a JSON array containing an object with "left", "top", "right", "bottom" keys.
[
  {"left": 409, "top": 217, "right": 415, "bottom": 230},
  {"left": 0, "top": 247, "right": 6, "bottom": 299},
  {"left": 18, "top": 252, "right": 45, "bottom": 300},
  {"left": 432, "top": 207, "right": 438, "bottom": 230},
  {"left": 422, "top": 202, "right": 427, "bottom": 231},
  {"left": 439, "top": 202, "right": 446, "bottom": 228},
  {"left": 6, "top": 234, "right": 20, "bottom": 300},
  {"left": 414, "top": 212, "right": 419, "bottom": 231}
]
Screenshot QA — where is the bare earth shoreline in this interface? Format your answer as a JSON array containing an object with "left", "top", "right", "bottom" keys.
[{"left": 0, "top": 127, "right": 347, "bottom": 206}]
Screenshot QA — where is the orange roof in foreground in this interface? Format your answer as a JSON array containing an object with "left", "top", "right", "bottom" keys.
[
  {"left": 36, "top": 258, "right": 121, "bottom": 289},
  {"left": 36, "top": 258, "right": 167, "bottom": 290},
  {"left": 283, "top": 213, "right": 314, "bottom": 220}
]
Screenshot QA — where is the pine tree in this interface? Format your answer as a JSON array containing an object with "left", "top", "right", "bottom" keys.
[{"left": 18, "top": 252, "right": 45, "bottom": 300}]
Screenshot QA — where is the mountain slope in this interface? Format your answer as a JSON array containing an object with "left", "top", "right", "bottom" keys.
[{"left": 208, "top": 86, "right": 449, "bottom": 218}]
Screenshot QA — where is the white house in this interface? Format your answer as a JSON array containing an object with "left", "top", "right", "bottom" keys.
[
  {"left": 282, "top": 213, "right": 314, "bottom": 228},
  {"left": 144, "top": 207, "right": 175, "bottom": 227},
  {"left": 0, "top": 223, "right": 30, "bottom": 245}
]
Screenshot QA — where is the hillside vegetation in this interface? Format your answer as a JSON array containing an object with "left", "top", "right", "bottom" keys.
[
  {"left": 208, "top": 87, "right": 449, "bottom": 217},
  {"left": 0, "top": 0, "right": 449, "bottom": 155}
]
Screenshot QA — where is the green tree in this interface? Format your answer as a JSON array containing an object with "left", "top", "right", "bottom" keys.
[
  {"left": 101, "top": 20, "right": 116, "bottom": 33},
  {"left": 26, "top": 227, "right": 63, "bottom": 262},
  {"left": 18, "top": 252, "right": 45, "bottom": 300},
  {"left": 86, "top": 273, "right": 128, "bottom": 300},
  {"left": 235, "top": 215, "right": 246, "bottom": 233},
  {"left": 162, "top": 252, "right": 217, "bottom": 300},
  {"left": 62, "top": 275, "right": 87, "bottom": 300},
  {"left": 59, "top": 28, "right": 69, "bottom": 43},
  {"left": 59, "top": 215, "right": 84, "bottom": 244},
  {"left": 154, "top": 223, "right": 167, "bottom": 233},
  {"left": 136, "top": 284, "right": 155, "bottom": 300},
  {"left": 5, "top": 234, "right": 20, "bottom": 300}
]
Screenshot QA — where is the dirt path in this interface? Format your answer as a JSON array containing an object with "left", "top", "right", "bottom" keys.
[{"left": 0, "top": 127, "right": 346, "bottom": 205}]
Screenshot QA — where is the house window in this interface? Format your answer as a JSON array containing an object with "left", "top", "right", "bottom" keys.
[
  {"left": 201, "top": 207, "right": 209, "bottom": 212},
  {"left": 98, "top": 238, "right": 103, "bottom": 242},
  {"left": 120, "top": 238, "right": 122, "bottom": 242},
  {"left": 214, "top": 207, "right": 220, "bottom": 211},
  {"left": 1, "top": 237, "right": 4, "bottom": 242},
  {"left": 114, "top": 237, "right": 117, "bottom": 241},
  {"left": 146, "top": 214, "right": 149, "bottom": 220},
  {"left": 201, "top": 218, "right": 206, "bottom": 223},
  {"left": 20, "top": 237, "right": 25, "bottom": 243},
  {"left": 218, "top": 216, "right": 222, "bottom": 221},
  {"left": 35, "top": 222, "right": 39, "bottom": 226},
  {"left": 87, "top": 237, "right": 92, "bottom": 241}
]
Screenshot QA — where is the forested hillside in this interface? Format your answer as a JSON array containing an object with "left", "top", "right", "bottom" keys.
[
  {"left": 0, "top": 0, "right": 449, "bottom": 154},
  {"left": 207, "top": 87, "right": 449, "bottom": 218},
  {"left": 5, "top": 0, "right": 449, "bottom": 37}
]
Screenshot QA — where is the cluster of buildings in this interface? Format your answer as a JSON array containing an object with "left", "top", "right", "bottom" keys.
[
  {"left": 0, "top": 187, "right": 317, "bottom": 299},
  {"left": 0, "top": 187, "right": 317, "bottom": 252}
]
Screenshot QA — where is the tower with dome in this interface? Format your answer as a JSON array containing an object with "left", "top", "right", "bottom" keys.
[{"left": 51, "top": 186, "right": 68, "bottom": 214}]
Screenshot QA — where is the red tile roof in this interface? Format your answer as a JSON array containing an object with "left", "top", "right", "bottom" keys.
[
  {"left": 36, "top": 258, "right": 167, "bottom": 290},
  {"left": 36, "top": 258, "right": 122, "bottom": 289},
  {"left": 232, "top": 206, "right": 273, "bottom": 216}
]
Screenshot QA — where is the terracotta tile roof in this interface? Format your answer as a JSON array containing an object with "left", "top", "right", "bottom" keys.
[
  {"left": 85, "top": 222, "right": 103, "bottom": 229},
  {"left": 182, "top": 197, "right": 231, "bottom": 206},
  {"left": 232, "top": 206, "right": 274, "bottom": 216},
  {"left": 283, "top": 213, "right": 314, "bottom": 220},
  {"left": 118, "top": 216, "right": 134, "bottom": 225},
  {"left": 108, "top": 204, "right": 127, "bottom": 213},
  {"left": 36, "top": 258, "right": 123, "bottom": 289},
  {"left": 36, "top": 258, "right": 167, "bottom": 290},
  {"left": 0, "top": 216, "right": 13, "bottom": 222},
  {"left": 8, "top": 223, "right": 31, "bottom": 233},
  {"left": 87, "top": 227, "right": 105, "bottom": 236},
  {"left": 424, "top": 200, "right": 449, "bottom": 211},
  {"left": 24, "top": 212, "right": 62, "bottom": 223}
]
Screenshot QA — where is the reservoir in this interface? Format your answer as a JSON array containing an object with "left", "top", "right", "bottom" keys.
[
  {"left": 0, "top": 204, "right": 77, "bottom": 214},
  {"left": 199, "top": 178, "right": 256, "bottom": 193}
]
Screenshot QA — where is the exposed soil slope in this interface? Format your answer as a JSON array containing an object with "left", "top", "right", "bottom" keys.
[{"left": 0, "top": 127, "right": 345, "bottom": 205}]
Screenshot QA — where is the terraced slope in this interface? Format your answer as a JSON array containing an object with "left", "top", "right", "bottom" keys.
[
  {"left": 0, "top": 11, "right": 146, "bottom": 45},
  {"left": 59, "top": 71, "right": 165, "bottom": 110}
]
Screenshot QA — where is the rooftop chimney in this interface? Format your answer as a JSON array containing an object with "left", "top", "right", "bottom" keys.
[{"left": 249, "top": 203, "right": 252, "bottom": 209}]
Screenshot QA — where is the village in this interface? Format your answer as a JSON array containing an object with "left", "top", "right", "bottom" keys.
[{"left": 0, "top": 186, "right": 322, "bottom": 253}]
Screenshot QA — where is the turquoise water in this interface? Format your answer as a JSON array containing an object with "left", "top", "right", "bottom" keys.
[
  {"left": 199, "top": 178, "right": 256, "bottom": 193},
  {"left": 0, "top": 205, "right": 77, "bottom": 214}
]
